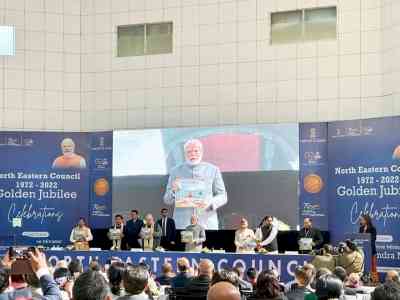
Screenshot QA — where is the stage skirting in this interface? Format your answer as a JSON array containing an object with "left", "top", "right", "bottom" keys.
[{"left": 45, "top": 250, "right": 312, "bottom": 282}]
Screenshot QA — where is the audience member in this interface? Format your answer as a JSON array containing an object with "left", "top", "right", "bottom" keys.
[
  {"left": 53, "top": 267, "right": 73, "bottom": 300},
  {"left": 371, "top": 281, "right": 400, "bottom": 300},
  {"left": 311, "top": 245, "right": 336, "bottom": 272},
  {"left": 68, "top": 259, "right": 84, "bottom": 280},
  {"left": 118, "top": 265, "right": 150, "bottom": 300},
  {"left": 248, "top": 270, "right": 286, "bottom": 300},
  {"left": 304, "top": 269, "right": 332, "bottom": 300},
  {"left": 1, "top": 249, "right": 62, "bottom": 300},
  {"left": 137, "top": 263, "right": 159, "bottom": 298},
  {"left": 207, "top": 281, "right": 241, "bottom": 300},
  {"left": 315, "top": 274, "right": 343, "bottom": 300},
  {"left": 233, "top": 266, "right": 253, "bottom": 291},
  {"left": 171, "top": 258, "right": 192, "bottom": 288},
  {"left": 337, "top": 240, "right": 364, "bottom": 275},
  {"left": 107, "top": 262, "right": 126, "bottom": 298},
  {"left": 0, "top": 268, "right": 9, "bottom": 294},
  {"left": 386, "top": 270, "right": 400, "bottom": 285},
  {"left": 155, "top": 263, "right": 175, "bottom": 286},
  {"left": 345, "top": 273, "right": 361, "bottom": 289},
  {"left": 186, "top": 259, "right": 215, "bottom": 294},
  {"left": 247, "top": 267, "right": 258, "bottom": 289},
  {"left": 333, "top": 267, "right": 347, "bottom": 283},
  {"left": 25, "top": 272, "right": 43, "bottom": 299},
  {"left": 73, "top": 269, "right": 111, "bottom": 300},
  {"left": 89, "top": 260, "right": 102, "bottom": 272},
  {"left": 285, "top": 266, "right": 313, "bottom": 300},
  {"left": 210, "top": 269, "right": 240, "bottom": 288}
]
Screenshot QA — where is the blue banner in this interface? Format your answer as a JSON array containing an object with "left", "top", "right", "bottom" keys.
[
  {"left": 328, "top": 117, "right": 400, "bottom": 268},
  {"left": 0, "top": 132, "right": 90, "bottom": 246},
  {"left": 89, "top": 132, "right": 113, "bottom": 229},
  {"left": 299, "top": 123, "right": 329, "bottom": 230},
  {"left": 45, "top": 251, "right": 312, "bottom": 282}
]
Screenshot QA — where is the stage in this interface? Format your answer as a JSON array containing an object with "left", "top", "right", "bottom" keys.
[{"left": 44, "top": 250, "right": 312, "bottom": 282}]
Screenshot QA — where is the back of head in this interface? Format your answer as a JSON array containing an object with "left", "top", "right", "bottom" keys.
[
  {"left": 161, "top": 263, "right": 173, "bottom": 275},
  {"left": 207, "top": 281, "right": 241, "bottom": 300},
  {"left": 303, "top": 263, "right": 316, "bottom": 280},
  {"left": 107, "top": 262, "right": 126, "bottom": 296},
  {"left": 333, "top": 266, "right": 347, "bottom": 282},
  {"left": 89, "top": 260, "right": 102, "bottom": 272},
  {"left": 345, "top": 240, "right": 358, "bottom": 252},
  {"left": 123, "top": 264, "right": 149, "bottom": 296},
  {"left": 323, "top": 244, "right": 333, "bottom": 255},
  {"left": 232, "top": 266, "right": 244, "bottom": 278},
  {"left": 316, "top": 268, "right": 332, "bottom": 280},
  {"left": 0, "top": 267, "right": 10, "bottom": 293},
  {"left": 372, "top": 282, "right": 400, "bottom": 300},
  {"left": 73, "top": 270, "right": 110, "bottom": 300},
  {"left": 177, "top": 257, "right": 190, "bottom": 273},
  {"left": 386, "top": 271, "right": 400, "bottom": 284},
  {"left": 198, "top": 259, "right": 214, "bottom": 278},
  {"left": 255, "top": 270, "right": 281, "bottom": 298},
  {"left": 316, "top": 274, "right": 343, "bottom": 300},
  {"left": 69, "top": 259, "right": 83, "bottom": 276},
  {"left": 295, "top": 266, "right": 312, "bottom": 286},
  {"left": 211, "top": 269, "right": 240, "bottom": 288}
]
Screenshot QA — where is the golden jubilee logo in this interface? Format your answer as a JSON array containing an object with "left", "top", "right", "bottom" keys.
[
  {"left": 94, "top": 178, "right": 109, "bottom": 196},
  {"left": 304, "top": 174, "right": 324, "bottom": 194}
]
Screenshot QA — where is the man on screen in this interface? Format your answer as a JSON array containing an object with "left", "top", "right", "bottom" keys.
[
  {"left": 52, "top": 138, "right": 87, "bottom": 169},
  {"left": 163, "top": 139, "right": 227, "bottom": 230}
]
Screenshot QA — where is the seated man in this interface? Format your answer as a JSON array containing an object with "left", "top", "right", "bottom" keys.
[
  {"left": 186, "top": 259, "right": 214, "bottom": 295},
  {"left": 208, "top": 282, "right": 241, "bottom": 300},
  {"left": 119, "top": 264, "right": 150, "bottom": 300},
  {"left": 285, "top": 266, "right": 313, "bottom": 300},
  {"left": 171, "top": 257, "right": 192, "bottom": 289},
  {"left": 155, "top": 263, "right": 175, "bottom": 286},
  {"left": 73, "top": 270, "right": 112, "bottom": 300}
]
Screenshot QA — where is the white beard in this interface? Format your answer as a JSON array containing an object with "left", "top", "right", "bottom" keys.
[{"left": 186, "top": 156, "right": 202, "bottom": 166}]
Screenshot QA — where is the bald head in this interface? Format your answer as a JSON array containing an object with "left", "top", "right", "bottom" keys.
[
  {"left": 198, "top": 259, "right": 214, "bottom": 278},
  {"left": 207, "top": 282, "right": 241, "bottom": 300}
]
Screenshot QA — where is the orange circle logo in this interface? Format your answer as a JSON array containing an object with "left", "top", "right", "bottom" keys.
[
  {"left": 94, "top": 178, "right": 109, "bottom": 196},
  {"left": 304, "top": 174, "right": 323, "bottom": 194}
]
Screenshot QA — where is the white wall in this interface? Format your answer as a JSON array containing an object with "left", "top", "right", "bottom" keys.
[
  {"left": 0, "top": 0, "right": 398, "bottom": 131},
  {"left": 0, "top": 0, "right": 82, "bottom": 130},
  {"left": 382, "top": 0, "right": 400, "bottom": 113}
]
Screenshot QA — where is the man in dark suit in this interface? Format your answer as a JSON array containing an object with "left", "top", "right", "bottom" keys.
[
  {"left": 124, "top": 209, "right": 144, "bottom": 249},
  {"left": 298, "top": 217, "right": 323, "bottom": 253},
  {"left": 186, "top": 259, "right": 214, "bottom": 294},
  {"left": 156, "top": 208, "right": 176, "bottom": 251},
  {"left": 171, "top": 257, "right": 192, "bottom": 289}
]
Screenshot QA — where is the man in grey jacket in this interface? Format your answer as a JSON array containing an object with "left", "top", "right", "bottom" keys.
[
  {"left": 163, "top": 139, "right": 227, "bottom": 230},
  {"left": 183, "top": 215, "right": 206, "bottom": 252}
]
